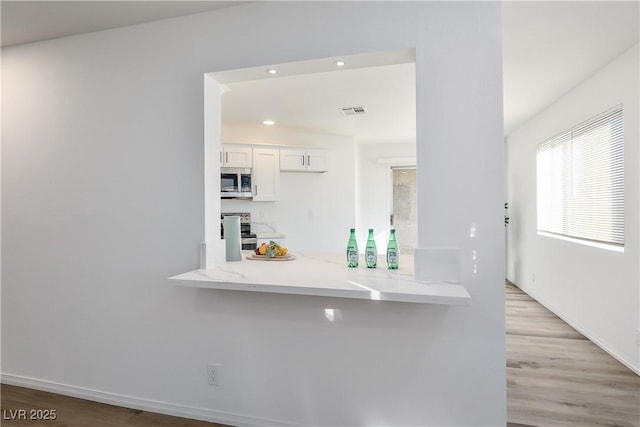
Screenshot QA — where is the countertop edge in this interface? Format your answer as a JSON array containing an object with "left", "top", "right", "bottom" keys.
[{"left": 169, "top": 269, "right": 471, "bottom": 306}]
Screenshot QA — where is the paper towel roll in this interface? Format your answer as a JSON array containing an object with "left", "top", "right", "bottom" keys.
[{"left": 223, "top": 216, "right": 242, "bottom": 262}]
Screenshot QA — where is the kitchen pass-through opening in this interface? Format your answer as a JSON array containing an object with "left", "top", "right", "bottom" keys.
[{"left": 203, "top": 48, "right": 416, "bottom": 268}]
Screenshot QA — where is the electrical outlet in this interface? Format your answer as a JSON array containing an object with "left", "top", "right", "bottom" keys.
[{"left": 207, "top": 363, "right": 220, "bottom": 386}]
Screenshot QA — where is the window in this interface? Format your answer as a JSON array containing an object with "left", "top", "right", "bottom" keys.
[{"left": 537, "top": 105, "right": 624, "bottom": 248}]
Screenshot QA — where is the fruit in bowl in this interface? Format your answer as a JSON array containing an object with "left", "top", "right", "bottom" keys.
[
  {"left": 256, "top": 243, "right": 268, "bottom": 255},
  {"left": 255, "top": 241, "right": 288, "bottom": 258}
]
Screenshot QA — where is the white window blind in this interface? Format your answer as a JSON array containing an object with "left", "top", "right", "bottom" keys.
[{"left": 537, "top": 106, "right": 624, "bottom": 247}]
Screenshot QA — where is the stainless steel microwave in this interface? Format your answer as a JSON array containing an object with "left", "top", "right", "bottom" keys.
[{"left": 221, "top": 167, "right": 252, "bottom": 199}]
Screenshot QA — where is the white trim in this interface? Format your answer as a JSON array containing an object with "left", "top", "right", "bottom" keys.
[
  {"left": 376, "top": 156, "right": 416, "bottom": 166},
  {"left": 0, "top": 374, "right": 299, "bottom": 427},
  {"left": 537, "top": 231, "right": 625, "bottom": 253},
  {"left": 203, "top": 73, "right": 223, "bottom": 269},
  {"left": 520, "top": 287, "right": 640, "bottom": 376}
]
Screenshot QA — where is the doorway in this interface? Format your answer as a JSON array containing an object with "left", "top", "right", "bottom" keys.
[{"left": 391, "top": 167, "right": 417, "bottom": 254}]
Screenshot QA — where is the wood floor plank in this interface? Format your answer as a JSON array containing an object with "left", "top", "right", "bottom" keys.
[
  {"left": 506, "top": 282, "right": 640, "bottom": 427},
  {"left": 0, "top": 384, "right": 227, "bottom": 427}
]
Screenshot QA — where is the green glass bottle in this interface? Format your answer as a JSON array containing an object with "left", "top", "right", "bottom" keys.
[
  {"left": 387, "top": 229, "right": 399, "bottom": 269},
  {"left": 365, "top": 228, "right": 377, "bottom": 268},
  {"left": 346, "top": 228, "right": 359, "bottom": 268}
]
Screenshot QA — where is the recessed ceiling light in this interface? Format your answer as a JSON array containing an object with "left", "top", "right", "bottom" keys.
[
  {"left": 267, "top": 68, "right": 277, "bottom": 75},
  {"left": 335, "top": 60, "right": 345, "bottom": 67},
  {"left": 263, "top": 120, "right": 275, "bottom": 126}
]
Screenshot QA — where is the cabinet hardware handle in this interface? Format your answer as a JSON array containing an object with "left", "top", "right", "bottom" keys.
[
  {"left": 225, "top": 152, "right": 228, "bottom": 163},
  {"left": 307, "top": 155, "right": 311, "bottom": 166},
  {"left": 254, "top": 185, "right": 258, "bottom": 196}
]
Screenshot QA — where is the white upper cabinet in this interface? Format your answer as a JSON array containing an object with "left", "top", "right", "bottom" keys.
[
  {"left": 280, "top": 147, "right": 328, "bottom": 172},
  {"left": 221, "top": 144, "right": 253, "bottom": 168},
  {"left": 305, "top": 148, "right": 328, "bottom": 172},
  {"left": 252, "top": 148, "right": 280, "bottom": 202},
  {"left": 279, "top": 148, "right": 306, "bottom": 171}
]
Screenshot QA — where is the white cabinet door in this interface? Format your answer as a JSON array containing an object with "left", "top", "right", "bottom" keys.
[
  {"left": 280, "top": 148, "right": 328, "bottom": 172},
  {"left": 222, "top": 145, "right": 253, "bottom": 167},
  {"left": 305, "top": 148, "right": 328, "bottom": 172},
  {"left": 279, "top": 148, "right": 307, "bottom": 171},
  {"left": 252, "top": 148, "right": 280, "bottom": 201}
]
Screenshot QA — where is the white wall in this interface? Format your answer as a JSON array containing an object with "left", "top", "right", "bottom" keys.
[
  {"left": 221, "top": 124, "right": 356, "bottom": 253},
  {"left": 506, "top": 44, "right": 640, "bottom": 373},
  {"left": 2, "top": 2, "right": 505, "bottom": 425}
]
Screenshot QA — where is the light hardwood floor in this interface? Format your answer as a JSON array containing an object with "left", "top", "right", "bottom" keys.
[
  {"left": 506, "top": 282, "right": 640, "bottom": 427},
  {"left": 2, "top": 284, "right": 638, "bottom": 426},
  {"left": 0, "top": 384, "right": 227, "bottom": 427}
]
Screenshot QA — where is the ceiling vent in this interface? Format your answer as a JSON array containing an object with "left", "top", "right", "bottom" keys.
[{"left": 340, "top": 106, "right": 367, "bottom": 116}]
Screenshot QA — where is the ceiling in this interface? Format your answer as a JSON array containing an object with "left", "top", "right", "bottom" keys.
[
  {"left": 221, "top": 57, "right": 417, "bottom": 145},
  {"left": 0, "top": 1, "right": 245, "bottom": 48},
  {"left": 1, "top": 1, "right": 638, "bottom": 138},
  {"left": 502, "top": 1, "right": 639, "bottom": 135}
]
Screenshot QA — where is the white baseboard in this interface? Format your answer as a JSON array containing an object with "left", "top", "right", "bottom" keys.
[
  {"left": 1, "top": 373, "right": 298, "bottom": 427},
  {"left": 519, "top": 286, "right": 640, "bottom": 376}
]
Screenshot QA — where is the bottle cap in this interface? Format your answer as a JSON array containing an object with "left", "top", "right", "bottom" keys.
[
  {"left": 368, "top": 228, "right": 373, "bottom": 232},
  {"left": 350, "top": 228, "right": 355, "bottom": 232}
]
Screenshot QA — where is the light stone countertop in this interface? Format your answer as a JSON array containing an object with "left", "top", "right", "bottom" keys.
[{"left": 170, "top": 252, "right": 470, "bottom": 305}]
